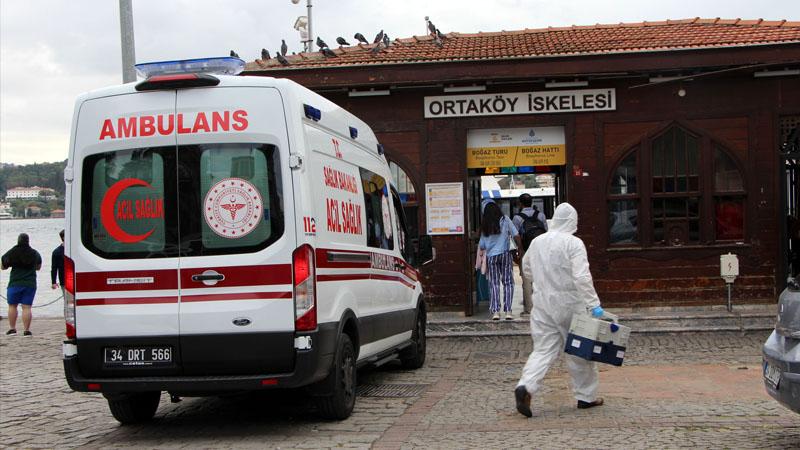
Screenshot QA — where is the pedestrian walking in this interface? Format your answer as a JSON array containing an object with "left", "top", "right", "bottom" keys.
[
  {"left": 1, "top": 233, "right": 42, "bottom": 336},
  {"left": 479, "top": 201, "right": 522, "bottom": 320},
  {"left": 512, "top": 194, "right": 547, "bottom": 316},
  {"left": 51, "top": 229, "right": 65, "bottom": 295},
  {"left": 514, "top": 203, "right": 606, "bottom": 417}
]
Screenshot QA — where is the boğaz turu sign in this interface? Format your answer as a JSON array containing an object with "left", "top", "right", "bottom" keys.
[
  {"left": 424, "top": 89, "right": 615, "bottom": 119},
  {"left": 466, "top": 127, "right": 566, "bottom": 168}
]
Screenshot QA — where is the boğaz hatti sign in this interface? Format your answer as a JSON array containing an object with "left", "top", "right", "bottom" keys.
[{"left": 424, "top": 89, "right": 615, "bottom": 118}]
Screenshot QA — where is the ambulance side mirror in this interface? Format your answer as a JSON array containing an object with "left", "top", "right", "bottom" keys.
[{"left": 417, "top": 235, "right": 435, "bottom": 266}]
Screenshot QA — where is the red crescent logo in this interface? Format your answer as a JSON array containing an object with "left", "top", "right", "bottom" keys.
[{"left": 100, "top": 178, "right": 156, "bottom": 243}]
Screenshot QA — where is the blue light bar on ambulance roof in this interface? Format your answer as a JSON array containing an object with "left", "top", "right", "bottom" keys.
[{"left": 134, "top": 56, "right": 245, "bottom": 78}]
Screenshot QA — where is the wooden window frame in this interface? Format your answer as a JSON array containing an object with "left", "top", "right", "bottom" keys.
[{"left": 607, "top": 123, "right": 747, "bottom": 248}]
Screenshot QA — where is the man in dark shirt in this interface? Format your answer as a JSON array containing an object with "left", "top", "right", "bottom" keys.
[
  {"left": 1, "top": 233, "right": 42, "bottom": 336},
  {"left": 51, "top": 229, "right": 65, "bottom": 293}
]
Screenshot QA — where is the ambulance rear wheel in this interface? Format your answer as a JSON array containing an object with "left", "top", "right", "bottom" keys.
[
  {"left": 106, "top": 391, "right": 161, "bottom": 425},
  {"left": 316, "top": 334, "right": 356, "bottom": 420},
  {"left": 400, "top": 303, "right": 426, "bottom": 369}
]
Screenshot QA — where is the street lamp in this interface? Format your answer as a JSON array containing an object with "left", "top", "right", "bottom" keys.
[{"left": 291, "top": 0, "right": 313, "bottom": 52}]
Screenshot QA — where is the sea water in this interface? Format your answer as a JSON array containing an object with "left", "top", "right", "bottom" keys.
[{"left": 0, "top": 218, "right": 66, "bottom": 317}]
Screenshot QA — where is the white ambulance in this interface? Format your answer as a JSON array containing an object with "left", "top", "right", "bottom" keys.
[{"left": 62, "top": 57, "right": 433, "bottom": 423}]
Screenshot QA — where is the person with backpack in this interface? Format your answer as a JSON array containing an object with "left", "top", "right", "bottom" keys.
[
  {"left": 479, "top": 202, "right": 522, "bottom": 320},
  {"left": 512, "top": 194, "right": 548, "bottom": 316}
]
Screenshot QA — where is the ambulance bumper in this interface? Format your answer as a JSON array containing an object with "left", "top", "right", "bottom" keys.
[{"left": 63, "top": 325, "right": 337, "bottom": 394}]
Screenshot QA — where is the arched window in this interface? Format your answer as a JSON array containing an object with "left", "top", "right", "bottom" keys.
[{"left": 607, "top": 124, "right": 746, "bottom": 247}]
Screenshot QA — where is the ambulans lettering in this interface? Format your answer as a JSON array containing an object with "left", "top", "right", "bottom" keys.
[
  {"left": 99, "top": 110, "right": 249, "bottom": 140},
  {"left": 323, "top": 166, "right": 359, "bottom": 193},
  {"left": 370, "top": 253, "right": 395, "bottom": 271},
  {"left": 100, "top": 178, "right": 163, "bottom": 243},
  {"left": 326, "top": 198, "right": 363, "bottom": 235}
]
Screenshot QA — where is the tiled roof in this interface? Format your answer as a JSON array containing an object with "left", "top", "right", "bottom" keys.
[{"left": 244, "top": 18, "right": 800, "bottom": 72}]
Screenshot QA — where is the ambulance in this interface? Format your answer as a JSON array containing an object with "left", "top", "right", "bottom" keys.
[{"left": 62, "top": 57, "right": 433, "bottom": 423}]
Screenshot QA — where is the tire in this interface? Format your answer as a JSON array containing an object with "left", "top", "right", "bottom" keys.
[
  {"left": 316, "top": 334, "right": 356, "bottom": 420},
  {"left": 400, "top": 303, "right": 426, "bottom": 369},
  {"left": 106, "top": 391, "right": 161, "bottom": 425}
]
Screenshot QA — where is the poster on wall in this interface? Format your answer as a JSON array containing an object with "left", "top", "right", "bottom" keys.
[
  {"left": 425, "top": 182, "right": 464, "bottom": 235},
  {"left": 466, "top": 127, "right": 566, "bottom": 168}
]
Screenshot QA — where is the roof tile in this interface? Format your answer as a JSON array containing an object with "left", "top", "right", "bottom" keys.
[{"left": 244, "top": 18, "right": 800, "bottom": 72}]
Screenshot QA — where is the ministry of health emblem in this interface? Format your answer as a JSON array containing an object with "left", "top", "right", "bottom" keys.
[{"left": 204, "top": 177, "right": 262, "bottom": 238}]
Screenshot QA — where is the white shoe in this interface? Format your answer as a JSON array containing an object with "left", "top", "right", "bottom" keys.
[
  {"left": 492, "top": 313, "right": 500, "bottom": 320},
  {"left": 505, "top": 313, "right": 514, "bottom": 320}
]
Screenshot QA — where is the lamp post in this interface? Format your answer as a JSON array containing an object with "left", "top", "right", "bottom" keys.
[
  {"left": 119, "top": 0, "right": 136, "bottom": 83},
  {"left": 291, "top": 0, "right": 313, "bottom": 52}
]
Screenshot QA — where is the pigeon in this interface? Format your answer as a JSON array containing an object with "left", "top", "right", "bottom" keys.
[
  {"left": 230, "top": 50, "right": 239, "bottom": 58},
  {"left": 436, "top": 28, "right": 446, "bottom": 40},
  {"left": 320, "top": 47, "right": 337, "bottom": 57},
  {"left": 354, "top": 32, "right": 368, "bottom": 44},
  {"left": 276, "top": 53, "right": 289, "bottom": 65},
  {"left": 281, "top": 39, "right": 288, "bottom": 56},
  {"left": 370, "top": 42, "right": 383, "bottom": 55},
  {"left": 261, "top": 48, "right": 271, "bottom": 60},
  {"left": 433, "top": 36, "right": 443, "bottom": 48},
  {"left": 316, "top": 36, "right": 328, "bottom": 49},
  {"left": 336, "top": 37, "right": 350, "bottom": 46},
  {"left": 383, "top": 33, "right": 390, "bottom": 47},
  {"left": 373, "top": 29, "right": 384, "bottom": 43},
  {"left": 427, "top": 20, "right": 436, "bottom": 36}
]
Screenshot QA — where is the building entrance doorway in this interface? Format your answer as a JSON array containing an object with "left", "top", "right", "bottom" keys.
[
  {"left": 465, "top": 167, "right": 564, "bottom": 316},
  {"left": 781, "top": 116, "right": 800, "bottom": 284}
]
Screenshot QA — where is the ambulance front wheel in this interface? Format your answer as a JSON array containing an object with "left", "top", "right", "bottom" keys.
[
  {"left": 400, "top": 302, "right": 427, "bottom": 369},
  {"left": 316, "top": 333, "right": 356, "bottom": 420},
  {"left": 105, "top": 391, "right": 161, "bottom": 425}
]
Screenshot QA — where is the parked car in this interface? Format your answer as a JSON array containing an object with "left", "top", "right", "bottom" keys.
[{"left": 762, "top": 280, "right": 800, "bottom": 413}]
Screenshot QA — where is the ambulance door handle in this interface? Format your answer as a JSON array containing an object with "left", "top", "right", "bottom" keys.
[{"left": 191, "top": 271, "right": 225, "bottom": 285}]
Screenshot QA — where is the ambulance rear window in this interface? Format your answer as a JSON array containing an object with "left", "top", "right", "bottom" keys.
[
  {"left": 81, "top": 144, "right": 283, "bottom": 259},
  {"left": 82, "top": 147, "right": 176, "bottom": 259}
]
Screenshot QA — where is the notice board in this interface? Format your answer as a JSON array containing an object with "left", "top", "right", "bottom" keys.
[{"left": 425, "top": 182, "right": 464, "bottom": 235}]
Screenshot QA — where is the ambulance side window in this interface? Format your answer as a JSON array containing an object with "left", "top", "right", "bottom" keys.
[
  {"left": 359, "top": 168, "right": 394, "bottom": 251},
  {"left": 391, "top": 188, "right": 410, "bottom": 261},
  {"left": 81, "top": 147, "right": 177, "bottom": 259}
]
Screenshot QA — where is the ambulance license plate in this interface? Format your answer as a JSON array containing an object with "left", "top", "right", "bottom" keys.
[
  {"left": 764, "top": 361, "right": 781, "bottom": 389},
  {"left": 104, "top": 346, "right": 172, "bottom": 367}
]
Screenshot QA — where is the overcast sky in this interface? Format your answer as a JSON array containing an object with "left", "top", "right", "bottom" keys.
[{"left": 1, "top": 0, "right": 797, "bottom": 165}]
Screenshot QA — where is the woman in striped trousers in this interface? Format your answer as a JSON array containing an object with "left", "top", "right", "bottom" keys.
[{"left": 479, "top": 202, "right": 522, "bottom": 320}]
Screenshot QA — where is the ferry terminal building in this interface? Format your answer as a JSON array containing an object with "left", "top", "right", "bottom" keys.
[{"left": 245, "top": 18, "right": 800, "bottom": 314}]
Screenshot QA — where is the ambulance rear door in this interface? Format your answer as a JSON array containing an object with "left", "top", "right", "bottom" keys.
[
  {"left": 72, "top": 90, "right": 181, "bottom": 377},
  {"left": 174, "top": 86, "right": 296, "bottom": 375}
]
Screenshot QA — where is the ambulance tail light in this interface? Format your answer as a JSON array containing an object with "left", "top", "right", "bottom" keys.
[
  {"left": 135, "top": 73, "right": 220, "bottom": 91},
  {"left": 64, "top": 256, "right": 76, "bottom": 339},
  {"left": 292, "top": 244, "right": 317, "bottom": 332}
]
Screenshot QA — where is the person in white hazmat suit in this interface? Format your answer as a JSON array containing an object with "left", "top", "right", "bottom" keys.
[{"left": 514, "top": 202, "right": 606, "bottom": 417}]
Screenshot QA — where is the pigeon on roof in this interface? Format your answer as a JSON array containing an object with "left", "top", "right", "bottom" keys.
[
  {"left": 230, "top": 50, "right": 239, "bottom": 58},
  {"left": 320, "top": 47, "right": 337, "bottom": 57},
  {"left": 281, "top": 39, "right": 288, "bottom": 56},
  {"left": 436, "top": 28, "right": 445, "bottom": 40},
  {"left": 382, "top": 33, "right": 390, "bottom": 47},
  {"left": 427, "top": 20, "right": 436, "bottom": 36},
  {"left": 261, "top": 48, "right": 271, "bottom": 60},
  {"left": 336, "top": 37, "right": 350, "bottom": 46},
  {"left": 370, "top": 42, "right": 383, "bottom": 55},
  {"left": 433, "top": 36, "right": 443, "bottom": 48},
  {"left": 276, "top": 52, "right": 289, "bottom": 66},
  {"left": 373, "top": 29, "right": 384, "bottom": 44},
  {"left": 354, "top": 32, "right": 368, "bottom": 44},
  {"left": 316, "top": 37, "right": 328, "bottom": 49}
]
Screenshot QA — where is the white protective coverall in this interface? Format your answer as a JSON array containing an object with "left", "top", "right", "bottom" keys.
[{"left": 516, "top": 202, "right": 601, "bottom": 403}]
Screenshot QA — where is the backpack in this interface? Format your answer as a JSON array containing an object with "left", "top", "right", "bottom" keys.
[{"left": 515, "top": 211, "right": 546, "bottom": 251}]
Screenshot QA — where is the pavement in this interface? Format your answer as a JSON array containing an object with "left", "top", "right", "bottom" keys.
[{"left": 1, "top": 318, "right": 799, "bottom": 449}]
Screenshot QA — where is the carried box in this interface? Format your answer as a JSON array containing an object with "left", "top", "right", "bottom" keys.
[{"left": 564, "top": 312, "right": 630, "bottom": 366}]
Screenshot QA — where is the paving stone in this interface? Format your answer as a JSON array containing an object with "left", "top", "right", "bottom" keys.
[{"left": 0, "top": 318, "right": 797, "bottom": 449}]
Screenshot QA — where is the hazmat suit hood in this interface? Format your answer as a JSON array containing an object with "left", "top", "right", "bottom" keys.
[{"left": 550, "top": 203, "right": 578, "bottom": 235}]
